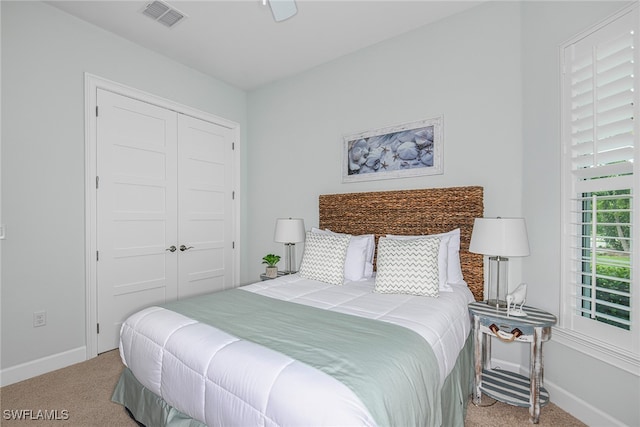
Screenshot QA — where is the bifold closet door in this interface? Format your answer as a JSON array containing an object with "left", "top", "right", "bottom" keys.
[
  {"left": 96, "top": 89, "right": 178, "bottom": 353},
  {"left": 177, "top": 114, "right": 234, "bottom": 299},
  {"left": 95, "top": 90, "right": 235, "bottom": 353}
]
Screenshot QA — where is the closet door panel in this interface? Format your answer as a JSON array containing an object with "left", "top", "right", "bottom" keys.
[
  {"left": 177, "top": 114, "right": 234, "bottom": 299},
  {"left": 96, "top": 89, "right": 178, "bottom": 353}
]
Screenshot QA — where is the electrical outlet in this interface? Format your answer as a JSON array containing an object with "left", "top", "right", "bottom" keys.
[{"left": 33, "top": 311, "right": 46, "bottom": 327}]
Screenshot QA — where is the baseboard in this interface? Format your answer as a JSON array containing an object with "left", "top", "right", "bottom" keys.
[
  {"left": 489, "top": 357, "right": 625, "bottom": 426},
  {"left": 543, "top": 379, "right": 626, "bottom": 426},
  {"left": 0, "top": 346, "right": 86, "bottom": 387}
]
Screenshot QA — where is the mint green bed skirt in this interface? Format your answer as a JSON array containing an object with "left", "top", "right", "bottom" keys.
[{"left": 112, "top": 334, "right": 473, "bottom": 427}]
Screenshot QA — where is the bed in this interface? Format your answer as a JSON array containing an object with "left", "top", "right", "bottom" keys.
[{"left": 112, "top": 186, "right": 484, "bottom": 426}]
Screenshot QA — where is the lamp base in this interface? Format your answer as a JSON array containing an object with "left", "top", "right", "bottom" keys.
[
  {"left": 283, "top": 243, "right": 297, "bottom": 274},
  {"left": 487, "top": 256, "right": 509, "bottom": 310},
  {"left": 485, "top": 299, "right": 508, "bottom": 309}
]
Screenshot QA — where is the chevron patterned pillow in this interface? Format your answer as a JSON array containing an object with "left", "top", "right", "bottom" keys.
[
  {"left": 374, "top": 236, "right": 441, "bottom": 297},
  {"left": 299, "top": 231, "right": 351, "bottom": 285}
]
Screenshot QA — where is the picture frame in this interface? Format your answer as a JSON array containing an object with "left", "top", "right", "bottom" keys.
[{"left": 342, "top": 116, "right": 443, "bottom": 183}]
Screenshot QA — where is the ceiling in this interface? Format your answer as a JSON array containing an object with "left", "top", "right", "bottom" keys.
[{"left": 48, "top": 1, "right": 484, "bottom": 91}]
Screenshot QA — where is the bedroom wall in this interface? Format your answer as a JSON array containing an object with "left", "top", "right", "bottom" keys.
[
  {"left": 247, "top": 0, "right": 524, "bottom": 282},
  {"left": 0, "top": 1, "right": 247, "bottom": 379},
  {"left": 246, "top": 1, "right": 638, "bottom": 425},
  {"left": 521, "top": 2, "right": 639, "bottom": 426}
]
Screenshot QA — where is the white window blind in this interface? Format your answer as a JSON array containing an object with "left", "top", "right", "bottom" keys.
[
  {"left": 562, "top": 5, "right": 638, "bottom": 352},
  {"left": 569, "top": 27, "right": 635, "bottom": 183}
]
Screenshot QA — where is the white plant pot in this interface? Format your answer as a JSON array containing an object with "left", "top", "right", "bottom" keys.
[{"left": 265, "top": 266, "right": 278, "bottom": 278}]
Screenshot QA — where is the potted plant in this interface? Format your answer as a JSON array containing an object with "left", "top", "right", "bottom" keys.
[{"left": 262, "top": 254, "right": 281, "bottom": 278}]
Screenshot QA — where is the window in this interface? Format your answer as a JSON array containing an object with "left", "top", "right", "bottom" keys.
[
  {"left": 578, "top": 190, "right": 631, "bottom": 330},
  {"left": 561, "top": 4, "right": 639, "bottom": 362}
]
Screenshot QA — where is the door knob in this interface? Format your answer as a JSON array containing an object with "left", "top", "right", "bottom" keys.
[
  {"left": 180, "top": 245, "right": 194, "bottom": 251},
  {"left": 166, "top": 245, "right": 177, "bottom": 252}
]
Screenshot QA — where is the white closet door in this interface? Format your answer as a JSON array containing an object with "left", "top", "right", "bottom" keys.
[
  {"left": 177, "top": 114, "right": 234, "bottom": 298},
  {"left": 96, "top": 89, "right": 178, "bottom": 353}
]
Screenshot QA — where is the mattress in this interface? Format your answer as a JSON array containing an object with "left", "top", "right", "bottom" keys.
[{"left": 117, "top": 274, "right": 475, "bottom": 426}]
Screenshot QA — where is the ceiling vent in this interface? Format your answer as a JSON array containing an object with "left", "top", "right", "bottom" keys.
[{"left": 142, "top": 1, "right": 186, "bottom": 28}]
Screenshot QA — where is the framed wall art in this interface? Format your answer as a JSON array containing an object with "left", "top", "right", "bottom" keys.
[{"left": 342, "top": 116, "right": 443, "bottom": 183}]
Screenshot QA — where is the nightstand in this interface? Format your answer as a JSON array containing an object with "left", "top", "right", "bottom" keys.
[
  {"left": 259, "top": 271, "right": 289, "bottom": 281},
  {"left": 468, "top": 301, "right": 557, "bottom": 424}
]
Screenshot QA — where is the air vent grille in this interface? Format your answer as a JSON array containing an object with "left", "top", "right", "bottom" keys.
[{"left": 142, "top": 1, "right": 186, "bottom": 28}]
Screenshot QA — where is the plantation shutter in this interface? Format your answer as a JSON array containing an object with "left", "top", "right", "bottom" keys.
[{"left": 564, "top": 10, "right": 637, "bottom": 331}]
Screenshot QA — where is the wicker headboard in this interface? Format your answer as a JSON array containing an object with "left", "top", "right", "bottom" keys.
[{"left": 319, "top": 186, "right": 484, "bottom": 301}]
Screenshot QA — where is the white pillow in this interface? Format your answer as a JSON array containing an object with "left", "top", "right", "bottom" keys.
[
  {"left": 441, "top": 228, "right": 464, "bottom": 284},
  {"left": 311, "top": 228, "right": 374, "bottom": 281},
  {"left": 358, "top": 234, "right": 376, "bottom": 277},
  {"left": 341, "top": 235, "right": 368, "bottom": 280},
  {"left": 364, "top": 261, "right": 374, "bottom": 279},
  {"left": 387, "top": 228, "right": 464, "bottom": 287},
  {"left": 299, "top": 231, "right": 351, "bottom": 285},
  {"left": 374, "top": 236, "right": 440, "bottom": 297}
]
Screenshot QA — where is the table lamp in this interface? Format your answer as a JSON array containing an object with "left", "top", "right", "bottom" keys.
[
  {"left": 274, "top": 218, "right": 305, "bottom": 274},
  {"left": 469, "top": 217, "right": 530, "bottom": 309}
]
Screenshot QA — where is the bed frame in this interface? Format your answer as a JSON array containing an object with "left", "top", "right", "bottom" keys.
[{"left": 319, "top": 186, "right": 484, "bottom": 301}]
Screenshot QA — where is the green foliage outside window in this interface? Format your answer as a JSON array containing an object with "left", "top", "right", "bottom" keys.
[{"left": 581, "top": 190, "right": 632, "bottom": 331}]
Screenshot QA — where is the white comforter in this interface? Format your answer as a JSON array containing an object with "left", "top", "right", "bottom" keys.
[{"left": 119, "top": 274, "right": 474, "bottom": 426}]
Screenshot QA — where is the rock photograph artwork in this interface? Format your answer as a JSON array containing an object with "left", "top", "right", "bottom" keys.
[
  {"left": 343, "top": 116, "right": 443, "bottom": 182},
  {"left": 347, "top": 126, "right": 434, "bottom": 175}
]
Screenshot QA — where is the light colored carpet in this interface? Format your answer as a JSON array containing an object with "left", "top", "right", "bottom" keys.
[
  {"left": 466, "top": 397, "right": 586, "bottom": 427},
  {"left": 1, "top": 350, "right": 586, "bottom": 426},
  {"left": 1, "top": 350, "right": 136, "bottom": 427}
]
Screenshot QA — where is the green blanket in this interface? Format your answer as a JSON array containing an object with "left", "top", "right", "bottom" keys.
[{"left": 162, "top": 288, "right": 442, "bottom": 427}]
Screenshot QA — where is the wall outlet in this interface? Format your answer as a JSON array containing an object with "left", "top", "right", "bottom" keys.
[{"left": 33, "top": 311, "right": 46, "bottom": 327}]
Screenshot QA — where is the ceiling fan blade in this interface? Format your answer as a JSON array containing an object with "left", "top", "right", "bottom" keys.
[{"left": 268, "top": 0, "right": 297, "bottom": 22}]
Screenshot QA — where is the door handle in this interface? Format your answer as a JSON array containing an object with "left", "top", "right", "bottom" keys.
[
  {"left": 180, "top": 245, "right": 194, "bottom": 251},
  {"left": 166, "top": 245, "right": 177, "bottom": 252}
]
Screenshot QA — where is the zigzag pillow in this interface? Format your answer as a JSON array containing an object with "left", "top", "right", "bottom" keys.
[
  {"left": 374, "top": 236, "right": 441, "bottom": 297},
  {"left": 299, "top": 231, "right": 351, "bottom": 285}
]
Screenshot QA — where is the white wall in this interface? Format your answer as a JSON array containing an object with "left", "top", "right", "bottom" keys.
[
  {"left": 0, "top": 1, "right": 247, "bottom": 377},
  {"left": 521, "top": 2, "right": 639, "bottom": 426},
  {"left": 247, "top": 0, "right": 524, "bottom": 282}
]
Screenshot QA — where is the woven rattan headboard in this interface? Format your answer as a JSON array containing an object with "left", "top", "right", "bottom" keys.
[{"left": 319, "top": 186, "right": 484, "bottom": 301}]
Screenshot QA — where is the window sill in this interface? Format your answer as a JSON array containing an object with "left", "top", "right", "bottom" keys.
[{"left": 552, "top": 327, "right": 640, "bottom": 376}]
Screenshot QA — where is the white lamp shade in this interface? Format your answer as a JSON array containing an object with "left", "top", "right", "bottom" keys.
[
  {"left": 274, "top": 218, "right": 305, "bottom": 243},
  {"left": 469, "top": 217, "right": 530, "bottom": 257}
]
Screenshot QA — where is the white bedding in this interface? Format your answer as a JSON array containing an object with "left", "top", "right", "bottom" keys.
[
  {"left": 119, "top": 274, "right": 475, "bottom": 426},
  {"left": 242, "top": 274, "right": 474, "bottom": 383}
]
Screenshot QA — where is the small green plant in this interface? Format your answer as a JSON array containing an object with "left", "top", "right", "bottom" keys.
[{"left": 262, "top": 254, "right": 281, "bottom": 267}]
